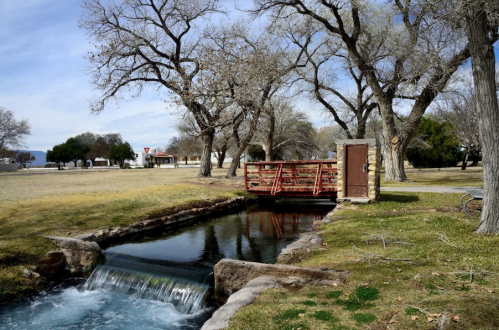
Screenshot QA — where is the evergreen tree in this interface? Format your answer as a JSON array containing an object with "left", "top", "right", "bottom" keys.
[
  {"left": 406, "top": 117, "right": 462, "bottom": 168},
  {"left": 107, "top": 141, "right": 136, "bottom": 168}
]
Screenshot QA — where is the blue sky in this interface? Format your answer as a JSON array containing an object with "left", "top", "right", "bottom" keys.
[{"left": 0, "top": 0, "right": 291, "bottom": 152}]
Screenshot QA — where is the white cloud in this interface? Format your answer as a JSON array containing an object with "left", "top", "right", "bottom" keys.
[{"left": 0, "top": 1, "right": 180, "bottom": 151}]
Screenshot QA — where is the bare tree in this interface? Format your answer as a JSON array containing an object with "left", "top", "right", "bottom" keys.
[
  {"left": 457, "top": 0, "right": 499, "bottom": 233},
  {"left": 281, "top": 19, "right": 377, "bottom": 139},
  {"left": 314, "top": 124, "right": 345, "bottom": 159},
  {"left": 165, "top": 136, "right": 180, "bottom": 155},
  {"left": 177, "top": 134, "right": 202, "bottom": 164},
  {"left": 253, "top": 0, "right": 483, "bottom": 182},
  {"left": 0, "top": 107, "right": 31, "bottom": 151},
  {"left": 0, "top": 148, "right": 15, "bottom": 160},
  {"left": 253, "top": 99, "right": 317, "bottom": 161},
  {"left": 14, "top": 151, "right": 36, "bottom": 168},
  {"left": 434, "top": 78, "right": 481, "bottom": 169},
  {"left": 202, "top": 23, "right": 308, "bottom": 177},
  {"left": 212, "top": 126, "right": 232, "bottom": 168},
  {"left": 80, "top": 0, "right": 225, "bottom": 177}
]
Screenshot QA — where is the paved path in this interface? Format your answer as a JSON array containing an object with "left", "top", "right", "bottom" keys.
[{"left": 381, "top": 186, "right": 482, "bottom": 194}]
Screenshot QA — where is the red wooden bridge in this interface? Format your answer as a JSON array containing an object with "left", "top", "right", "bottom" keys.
[{"left": 244, "top": 160, "right": 338, "bottom": 198}]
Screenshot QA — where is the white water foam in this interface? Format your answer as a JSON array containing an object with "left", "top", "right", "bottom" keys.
[
  {"left": 84, "top": 264, "right": 210, "bottom": 314},
  {"left": 0, "top": 284, "right": 208, "bottom": 330}
]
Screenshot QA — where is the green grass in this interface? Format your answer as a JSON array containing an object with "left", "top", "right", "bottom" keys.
[
  {"left": 351, "top": 313, "right": 376, "bottom": 324},
  {"left": 301, "top": 300, "right": 317, "bottom": 306},
  {"left": 354, "top": 286, "right": 379, "bottom": 301},
  {"left": 326, "top": 291, "right": 343, "bottom": 299},
  {"left": 228, "top": 192, "right": 499, "bottom": 330},
  {"left": 272, "top": 309, "right": 306, "bottom": 323},
  {"left": 310, "top": 311, "right": 339, "bottom": 322},
  {"left": 405, "top": 307, "right": 419, "bottom": 315}
]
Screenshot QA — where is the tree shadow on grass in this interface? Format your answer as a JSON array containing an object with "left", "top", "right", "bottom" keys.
[{"left": 379, "top": 194, "right": 419, "bottom": 203}]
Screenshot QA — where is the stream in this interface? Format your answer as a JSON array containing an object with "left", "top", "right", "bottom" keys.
[{"left": 0, "top": 201, "right": 333, "bottom": 330}]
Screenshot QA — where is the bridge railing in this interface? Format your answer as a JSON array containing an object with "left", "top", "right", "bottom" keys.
[{"left": 244, "top": 159, "right": 338, "bottom": 198}]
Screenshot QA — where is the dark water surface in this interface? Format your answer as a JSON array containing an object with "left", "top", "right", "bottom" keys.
[{"left": 0, "top": 202, "right": 332, "bottom": 330}]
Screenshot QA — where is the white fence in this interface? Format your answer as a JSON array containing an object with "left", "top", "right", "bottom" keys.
[{"left": 0, "top": 163, "right": 18, "bottom": 172}]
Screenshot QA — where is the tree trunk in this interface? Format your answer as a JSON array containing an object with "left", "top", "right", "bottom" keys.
[
  {"left": 198, "top": 129, "right": 215, "bottom": 177},
  {"left": 355, "top": 111, "right": 367, "bottom": 139},
  {"left": 264, "top": 144, "right": 273, "bottom": 162},
  {"left": 470, "top": 150, "right": 480, "bottom": 166},
  {"left": 216, "top": 147, "right": 227, "bottom": 168},
  {"left": 227, "top": 150, "right": 243, "bottom": 177},
  {"left": 227, "top": 107, "right": 262, "bottom": 178},
  {"left": 378, "top": 102, "right": 409, "bottom": 182},
  {"left": 382, "top": 136, "right": 408, "bottom": 182},
  {"left": 461, "top": 150, "right": 469, "bottom": 170},
  {"left": 465, "top": 5, "right": 499, "bottom": 233},
  {"left": 265, "top": 114, "right": 275, "bottom": 162}
]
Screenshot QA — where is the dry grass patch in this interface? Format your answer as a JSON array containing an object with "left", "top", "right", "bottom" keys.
[
  {"left": 228, "top": 192, "right": 499, "bottom": 330},
  {"left": 382, "top": 166, "right": 483, "bottom": 187},
  {"left": 0, "top": 167, "right": 245, "bottom": 303}
]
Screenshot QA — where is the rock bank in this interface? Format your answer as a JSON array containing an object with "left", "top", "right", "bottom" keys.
[
  {"left": 35, "top": 236, "right": 102, "bottom": 279},
  {"left": 201, "top": 276, "right": 280, "bottom": 330},
  {"left": 214, "top": 259, "right": 349, "bottom": 297},
  {"left": 276, "top": 231, "right": 326, "bottom": 264}
]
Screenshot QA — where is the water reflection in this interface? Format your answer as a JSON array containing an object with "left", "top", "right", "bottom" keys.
[{"left": 107, "top": 204, "right": 330, "bottom": 265}]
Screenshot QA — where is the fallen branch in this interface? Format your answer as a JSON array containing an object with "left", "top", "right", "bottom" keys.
[
  {"left": 366, "top": 224, "right": 414, "bottom": 249},
  {"left": 348, "top": 246, "right": 414, "bottom": 265},
  {"left": 435, "top": 232, "right": 463, "bottom": 249}
]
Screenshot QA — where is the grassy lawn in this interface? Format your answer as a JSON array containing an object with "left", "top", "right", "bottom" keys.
[
  {"left": 382, "top": 165, "right": 483, "bottom": 187},
  {"left": 0, "top": 167, "right": 245, "bottom": 303},
  {"left": 228, "top": 193, "right": 498, "bottom": 330}
]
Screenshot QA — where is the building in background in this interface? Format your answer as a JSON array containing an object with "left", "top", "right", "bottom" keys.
[
  {"left": 129, "top": 150, "right": 178, "bottom": 167},
  {"left": 0, "top": 158, "right": 17, "bottom": 172}
]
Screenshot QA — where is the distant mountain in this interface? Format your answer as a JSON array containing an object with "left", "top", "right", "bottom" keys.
[{"left": 18, "top": 150, "right": 48, "bottom": 166}]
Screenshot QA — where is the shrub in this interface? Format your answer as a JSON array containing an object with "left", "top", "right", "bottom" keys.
[{"left": 406, "top": 116, "right": 462, "bottom": 168}]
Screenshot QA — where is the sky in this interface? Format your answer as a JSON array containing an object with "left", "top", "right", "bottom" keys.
[{"left": 0, "top": 0, "right": 316, "bottom": 153}]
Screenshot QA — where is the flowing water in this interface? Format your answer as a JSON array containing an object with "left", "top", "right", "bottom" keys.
[{"left": 0, "top": 202, "right": 332, "bottom": 330}]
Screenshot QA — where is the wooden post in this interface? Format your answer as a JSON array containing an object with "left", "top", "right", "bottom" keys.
[{"left": 244, "top": 163, "right": 248, "bottom": 190}]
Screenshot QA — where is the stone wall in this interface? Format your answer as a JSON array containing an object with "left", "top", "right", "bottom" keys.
[
  {"left": 336, "top": 139, "right": 380, "bottom": 202},
  {"left": 74, "top": 196, "right": 248, "bottom": 247}
]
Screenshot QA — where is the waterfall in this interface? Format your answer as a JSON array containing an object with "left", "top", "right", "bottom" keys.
[{"left": 83, "top": 253, "right": 212, "bottom": 314}]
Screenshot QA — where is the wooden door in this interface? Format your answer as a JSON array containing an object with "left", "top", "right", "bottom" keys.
[{"left": 344, "top": 144, "right": 368, "bottom": 197}]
